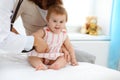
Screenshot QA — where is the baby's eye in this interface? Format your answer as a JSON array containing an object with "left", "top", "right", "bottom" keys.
[
  {"left": 60, "top": 21, "right": 63, "bottom": 23},
  {"left": 53, "top": 20, "right": 57, "bottom": 22}
]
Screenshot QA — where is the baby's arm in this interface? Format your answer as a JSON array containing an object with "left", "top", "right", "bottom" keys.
[{"left": 63, "top": 36, "right": 78, "bottom": 66}]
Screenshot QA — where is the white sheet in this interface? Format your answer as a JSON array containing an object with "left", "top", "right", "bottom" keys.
[{"left": 0, "top": 54, "right": 120, "bottom": 80}]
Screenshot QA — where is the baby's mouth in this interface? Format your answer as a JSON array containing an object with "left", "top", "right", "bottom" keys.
[{"left": 55, "top": 27, "right": 60, "bottom": 30}]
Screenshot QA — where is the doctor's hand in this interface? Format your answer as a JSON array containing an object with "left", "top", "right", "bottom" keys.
[{"left": 32, "top": 32, "right": 49, "bottom": 53}]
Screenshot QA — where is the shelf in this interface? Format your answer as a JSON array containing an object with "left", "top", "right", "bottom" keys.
[{"left": 68, "top": 33, "right": 110, "bottom": 41}]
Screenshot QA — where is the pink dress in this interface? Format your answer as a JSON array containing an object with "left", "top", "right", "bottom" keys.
[{"left": 28, "top": 27, "right": 67, "bottom": 60}]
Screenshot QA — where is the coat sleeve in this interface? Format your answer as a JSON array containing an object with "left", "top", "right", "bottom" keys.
[{"left": 0, "top": 0, "right": 34, "bottom": 53}]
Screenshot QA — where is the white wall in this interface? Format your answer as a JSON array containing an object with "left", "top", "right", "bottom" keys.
[
  {"left": 63, "top": 0, "right": 94, "bottom": 27},
  {"left": 95, "top": 0, "right": 113, "bottom": 35},
  {"left": 63, "top": 0, "right": 113, "bottom": 35}
]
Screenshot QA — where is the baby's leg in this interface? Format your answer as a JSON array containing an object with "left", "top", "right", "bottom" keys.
[
  {"left": 48, "top": 56, "right": 67, "bottom": 70},
  {"left": 28, "top": 56, "right": 47, "bottom": 70}
]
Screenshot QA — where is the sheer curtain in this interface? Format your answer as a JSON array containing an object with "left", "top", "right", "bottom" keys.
[{"left": 108, "top": 0, "right": 120, "bottom": 70}]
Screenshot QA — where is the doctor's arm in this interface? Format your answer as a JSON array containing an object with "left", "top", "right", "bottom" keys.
[
  {"left": 0, "top": 0, "right": 47, "bottom": 53},
  {"left": 0, "top": 1, "right": 32, "bottom": 53}
]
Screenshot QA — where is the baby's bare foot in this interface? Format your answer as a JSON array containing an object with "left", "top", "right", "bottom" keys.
[
  {"left": 36, "top": 64, "right": 47, "bottom": 71},
  {"left": 48, "top": 64, "right": 61, "bottom": 70}
]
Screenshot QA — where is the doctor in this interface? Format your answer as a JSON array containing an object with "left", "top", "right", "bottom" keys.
[{"left": 0, "top": 0, "right": 63, "bottom": 53}]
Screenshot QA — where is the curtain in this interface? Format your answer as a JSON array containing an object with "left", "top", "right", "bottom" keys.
[{"left": 108, "top": 0, "right": 120, "bottom": 70}]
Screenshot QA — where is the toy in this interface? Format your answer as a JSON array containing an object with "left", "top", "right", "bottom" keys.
[{"left": 80, "top": 16, "right": 102, "bottom": 36}]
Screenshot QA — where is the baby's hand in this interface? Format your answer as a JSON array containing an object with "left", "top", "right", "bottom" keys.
[{"left": 71, "top": 58, "right": 78, "bottom": 66}]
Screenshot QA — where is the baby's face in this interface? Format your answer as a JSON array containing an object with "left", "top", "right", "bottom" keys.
[{"left": 48, "top": 13, "right": 66, "bottom": 34}]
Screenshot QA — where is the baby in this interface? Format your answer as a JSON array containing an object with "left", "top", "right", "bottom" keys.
[{"left": 28, "top": 5, "right": 78, "bottom": 70}]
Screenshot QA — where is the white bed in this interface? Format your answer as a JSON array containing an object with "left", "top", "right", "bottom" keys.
[{"left": 0, "top": 54, "right": 120, "bottom": 80}]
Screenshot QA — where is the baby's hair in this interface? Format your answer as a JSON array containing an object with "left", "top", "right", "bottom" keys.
[{"left": 46, "top": 5, "right": 68, "bottom": 22}]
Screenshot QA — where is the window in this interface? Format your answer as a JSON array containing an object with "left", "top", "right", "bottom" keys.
[{"left": 63, "top": 0, "right": 113, "bottom": 40}]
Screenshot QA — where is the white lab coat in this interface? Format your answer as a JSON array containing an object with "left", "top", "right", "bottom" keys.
[{"left": 0, "top": 0, "right": 34, "bottom": 53}]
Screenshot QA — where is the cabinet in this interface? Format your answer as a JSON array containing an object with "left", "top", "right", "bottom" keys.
[{"left": 71, "top": 41, "right": 110, "bottom": 67}]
